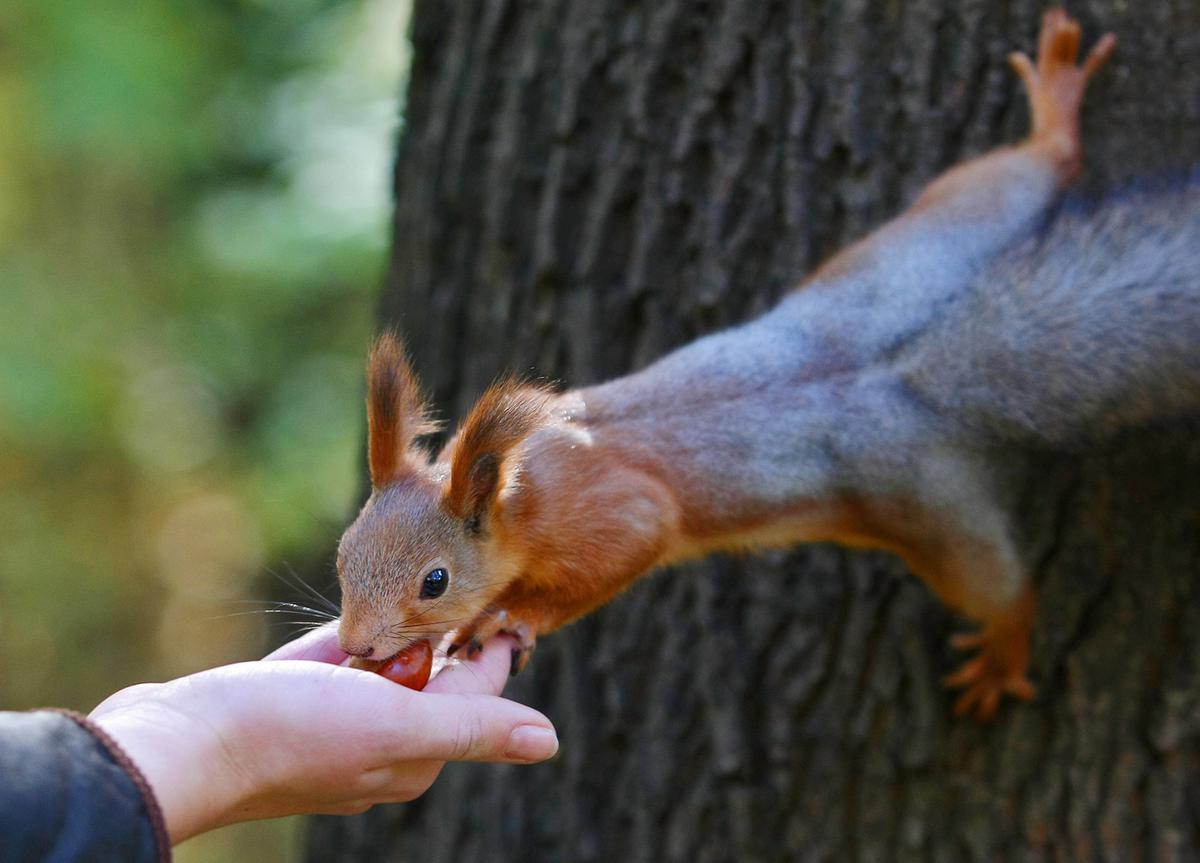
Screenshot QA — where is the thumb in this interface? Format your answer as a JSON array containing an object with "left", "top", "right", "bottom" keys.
[{"left": 385, "top": 692, "right": 559, "bottom": 764}]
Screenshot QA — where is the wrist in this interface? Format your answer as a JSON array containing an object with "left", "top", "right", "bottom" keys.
[
  {"left": 45, "top": 710, "right": 173, "bottom": 859},
  {"left": 91, "top": 700, "right": 252, "bottom": 845}
]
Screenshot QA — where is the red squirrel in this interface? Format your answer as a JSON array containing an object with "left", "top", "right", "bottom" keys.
[{"left": 336, "top": 11, "right": 1199, "bottom": 720}]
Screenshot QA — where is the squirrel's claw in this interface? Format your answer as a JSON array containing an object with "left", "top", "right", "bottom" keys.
[
  {"left": 1007, "top": 51, "right": 1037, "bottom": 89},
  {"left": 1039, "top": 8, "right": 1080, "bottom": 66},
  {"left": 944, "top": 653, "right": 1037, "bottom": 721},
  {"left": 1082, "top": 33, "right": 1117, "bottom": 79},
  {"left": 946, "top": 660, "right": 1037, "bottom": 722},
  {"left": 943, "top": 586, "right": 1036, "bottom": 721},
  {"left": 943, "top": 636, "right": 1037, "bottom": 722},
  {"left": 1016, "top": 9, "right": 1116, "bottom": 91},
  {"left": 949, "top": 630, "right": 986, "bottom": 651},
  {"left": 448, "top": 607, "right": 539, "bottom": 673},
  {"left": 510, "top": 642, "right": 536, "bottom": 677},
  {"left": 1029, "top": 9, "right": 1115, "bottom": 83},
  {"left": 1011, "top": 8, "right": 1116, "bottom": 182}
]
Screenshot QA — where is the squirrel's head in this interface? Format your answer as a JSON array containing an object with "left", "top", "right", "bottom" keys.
[{"left": 335, "top": 333, "right": 553, "bottom": 661}]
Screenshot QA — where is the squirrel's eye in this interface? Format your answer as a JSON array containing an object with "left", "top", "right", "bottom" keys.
[{"left": 420, "top": 568, "right": 449, "bottom": 599}]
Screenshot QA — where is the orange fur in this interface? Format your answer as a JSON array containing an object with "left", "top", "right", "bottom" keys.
[
  {"left": 443, "top": 379, "right": 554, "bottom": 524},
  {"left": 366, "top": 332, "right": 438, "bottom": 488}
]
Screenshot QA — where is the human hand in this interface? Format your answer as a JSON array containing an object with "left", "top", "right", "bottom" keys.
[{"left": 90, "top": 624, "right": 557, "bottom": 845}]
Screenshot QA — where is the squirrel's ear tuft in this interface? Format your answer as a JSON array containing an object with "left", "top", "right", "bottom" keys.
[
  {"left": 366, "top": 332, "right": 438, "bottom": 488},
  {"left": 444, "top": 379, "right": 554, "bottom": 530}
]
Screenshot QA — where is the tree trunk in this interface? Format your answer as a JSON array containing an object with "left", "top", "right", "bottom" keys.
[{"left": 306, "top": 1, "right": 1200, "bottom": 860}]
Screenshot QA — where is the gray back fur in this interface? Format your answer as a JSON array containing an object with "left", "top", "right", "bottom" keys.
[{"left": 900, "top": 171, "right": 1200, "bottom": 447}]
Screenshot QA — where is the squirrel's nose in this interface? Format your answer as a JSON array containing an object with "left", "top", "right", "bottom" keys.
[
  {"left": 338, "top": 636, "right": 376, "bottom": 658},
  {"left": 338, "top": 615, "right": 383, "bottom": 658}
]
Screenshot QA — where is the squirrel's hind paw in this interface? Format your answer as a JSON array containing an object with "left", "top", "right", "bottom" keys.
[
  {"left": 942, "top": 585, "right": 1036, "bottom": 721},
  {"left": 1008, "top": 9, "right": 1116, "bottom": 179},
  {"left": 944, "top": 654, "right": 1036, "bottom": 721}
]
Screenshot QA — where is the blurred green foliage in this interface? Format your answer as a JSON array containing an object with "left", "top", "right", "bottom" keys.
[{"left": 0, "top": 0, "right": 411, "bottom": 859}]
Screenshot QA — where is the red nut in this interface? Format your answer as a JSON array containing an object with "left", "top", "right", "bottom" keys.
[{"left": 373, "top": 639, "right": 433, "bottom": 690}]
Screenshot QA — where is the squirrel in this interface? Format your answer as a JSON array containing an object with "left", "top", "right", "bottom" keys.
[{"left": 335, "top": 10, "right": 1199, "bottom": 720}]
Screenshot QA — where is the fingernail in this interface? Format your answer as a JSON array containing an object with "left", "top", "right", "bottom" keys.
[{"left": 505, "top": 725, "right": 559, "bottom": 762}]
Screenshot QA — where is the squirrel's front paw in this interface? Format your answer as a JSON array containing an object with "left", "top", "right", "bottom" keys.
[{"left": 447, "top": 608, "right": 538, "bottom": 676}]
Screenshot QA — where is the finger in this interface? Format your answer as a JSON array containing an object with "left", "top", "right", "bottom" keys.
[
  {"left": 949, "top": 631, "right": 984, "bottom": 651},
  {"left": 263, "top": 621, "right": 348, "bottom": 664},
  {"left": 1008, "top": 52, "right": 1035, "bottom": 89},
  {"left": 425, "top": 634, "right": 518, "bottom": 697},
  {"left": 942, "top": 656, "right": 985, "bottom": 688},
  {"left": 1082, "top": 33, "right": 1117, "bottom": 79},
  {"left": 1053, "top": 21, "right": 1081, "bottom": 65},
  {"left": 1037, "top": 10, "right": 1062, "bottom": 61},
  {"left": 976, "top": 688, "right": 1001, "bottom": 721},
  {"left": 385, "top": 691, "right": 559, "bottom": 764},
  {"left": 953, "top": 686, "right": 982, "bottom": 718},
  {"left": 1006, "top": 677, "right": 1037, "bottom": 701}
]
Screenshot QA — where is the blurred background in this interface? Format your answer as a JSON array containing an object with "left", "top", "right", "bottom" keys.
[{"left": 0, "top": 0, "right": 410, "bottom": 858}]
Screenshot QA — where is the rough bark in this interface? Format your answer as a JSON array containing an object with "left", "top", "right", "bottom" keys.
[{"left": 306, "top": 1, "right": 1200, "bottom": 860}]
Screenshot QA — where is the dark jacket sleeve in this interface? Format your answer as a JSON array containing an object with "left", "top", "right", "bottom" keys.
[{"left": 0, "top": 709, "right": 170, "bottom": 863}]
